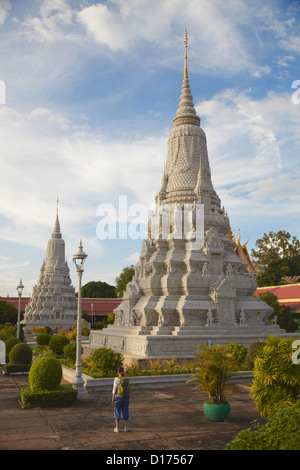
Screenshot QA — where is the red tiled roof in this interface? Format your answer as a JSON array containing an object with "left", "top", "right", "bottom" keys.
[
  {"left": 0, "top": 297, "right": 122, "bottom": 316},
  {"left": 254, "top": 284, "right": 300, "bottom": 310},
  {"left": 81, "top": 298, "right": 122, "bottom": 315}
]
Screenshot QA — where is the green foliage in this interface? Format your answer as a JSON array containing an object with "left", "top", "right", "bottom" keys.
[
  {"left": 3, "top": 363, "right": 31, "bottom": 373},
  {"left": 225, "top": 401, "right": 300, "bottom": 450},
  {"left": 5, "top": 337, "right": 21, "bottom": 360},
  {"left": 87, "top": 347, "right": 123, "bottom": 375},
  {"left": 125, "top": 361, "right": 143, "bottom": 376},
  {"left": 115, "top": 265, "right": 135, "bottom": 298},
  {"left": 251, "top": 335, "right": 300, "bottom": 418},
  {"left": 0, "top": 300, "right": 18, "bottom": 325},
  {"left": 225, "top": 343, "right": 247, "bottom": 366},
  {"left": 9, "top": 343, "right": 32, "bottom": 365},
  {"left": 36, "top": 333, "right": 52, "bottom": 347},
  {"left": 187, "top": 345, "right": 240, "bottom": 404},
  {"left": 21, "top": 384, "right": 77, "bottom": 408},
  {"left": 0, "top": 323, "right": 16, "bottom": 341},
  {"left": 95, "top": 320, "right": 107, "bottom": 330},
  {"left": 80, "top": 280, "right": 116, "bottom": 298},
  {"left": 107, "top": 312, "right": 115, "bottom": 325},
  {"left": 49, "top": 335, "right": 70, "bottom": 355},
  {"left": 251, "top": 230, "right": 300, "bottom": 287},
  {"left": 63, "top": 342, "right": 79, "bottom": 361},
  {"left": 259, "top": 291, "right": 298, "bottom": 332},
  {"left": 29, "top": 356, "right": 62, "bottom": 391},
  {"left": 244, "top": 341, "right": 265, "bottom": 370},
  {"left": 147, "top": 359, "right": 163, "bottom": 374},
  {"left": 163, "top": 358, "right": 180, "bottom": 374}
]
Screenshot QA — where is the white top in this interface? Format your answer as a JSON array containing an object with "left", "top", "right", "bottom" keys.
[{"left": 112, "top": 377, "right": 120, "bottom": 395}]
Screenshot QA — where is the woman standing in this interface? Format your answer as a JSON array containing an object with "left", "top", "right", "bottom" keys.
[{"left": 112, "top": 366, "right": 130, "bottom": 433}]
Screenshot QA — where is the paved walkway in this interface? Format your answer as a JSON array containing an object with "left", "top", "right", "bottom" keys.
[{"left": 0, "top": 370, "right": 265, "bottom": 452}]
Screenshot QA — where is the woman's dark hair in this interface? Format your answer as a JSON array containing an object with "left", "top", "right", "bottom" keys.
[{"left": 117, "top": 366, "right": 124, "bottom": 374}]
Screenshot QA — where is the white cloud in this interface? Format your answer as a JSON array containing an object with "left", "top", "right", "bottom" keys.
[
  {"left": 251, "top": 65, "right": 271, "bottom": 78},
  {"left": 0, "top": 0, "right": 10, "bottom": 26},
  {"left": 76, "top": 0, "right": 266, "bottom": 75},
  {"left": 194, "top": 87, "right": 300, "bottom": 231},
  {"left": 124, "top": 252, "right": 140, "bottom": 264},
  {"left": 0, "top": 103, "right": 166, "bottom": 257},
  {"left": 20, "top": 0, "right": 75, "bottom": 42}
]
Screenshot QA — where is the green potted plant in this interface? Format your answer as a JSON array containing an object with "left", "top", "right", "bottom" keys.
[{"left": 187, "top": 344, "right": 240, "bottom": 421}]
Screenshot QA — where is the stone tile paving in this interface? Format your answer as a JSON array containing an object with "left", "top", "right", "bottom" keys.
[{"left": 0, "top": 370, "right": 265, "bottom": 451}]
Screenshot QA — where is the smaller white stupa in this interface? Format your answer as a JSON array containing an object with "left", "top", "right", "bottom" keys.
[{"left": 23, "top": 202, "right": 77, "bottom": 333}]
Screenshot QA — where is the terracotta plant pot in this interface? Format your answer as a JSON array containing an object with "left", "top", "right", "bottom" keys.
[{"left": 203, "top": 401, "right": 231, "bottom": 422}]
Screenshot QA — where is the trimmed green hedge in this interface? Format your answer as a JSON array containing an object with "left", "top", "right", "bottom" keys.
[
  {"left": 49, "top": 335, "right": 70, "bottom": 355},
  {"left": 9, "top": 343, "right": 32, "bottom": 365},
  {"left": 36, "top": 333, "right": 51, "bottom": 347},
  {"left": 21, "top": 384, "right": 78, "bottom": 408},
  {"left": 29, "top": 356, "right": 62, "bottom": 391},
  {"left": 5, "top": 337, "right": 21, "bottom": 360},
  {"left": 3, "top": 363, "right": 31, "bottom": 374}
]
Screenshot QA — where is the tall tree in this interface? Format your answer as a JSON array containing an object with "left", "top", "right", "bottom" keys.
[
  {"left": 251, "top": 230, "right": 300, "bottom": 287},
  {"left": 80, "top": 281, "right": 117, "bottom": 298},
  {"left": 115, "top": 265, "right": 135, "bottom": 298}
]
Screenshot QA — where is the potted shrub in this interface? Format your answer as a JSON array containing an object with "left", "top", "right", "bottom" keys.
[{"left": 187, "top": 344, "right": 240, "bottom": 422}]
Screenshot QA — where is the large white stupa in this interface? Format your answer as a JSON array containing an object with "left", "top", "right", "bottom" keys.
[
  {"left": 23, "top": 205, "right": 77, "bottom": 332},
  {"left": 87, "top": 31, "right": 289, "bottom": 363}
]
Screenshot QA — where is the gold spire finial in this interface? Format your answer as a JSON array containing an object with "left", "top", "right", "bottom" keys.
[{"left": 184, "top": 28, "right": 188, "bottom": 79}]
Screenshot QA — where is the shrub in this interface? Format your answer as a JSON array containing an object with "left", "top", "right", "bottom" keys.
[
  {"left": 36, "top": 333, "right": 52, "bottom": 347},
  {"left": 226, "top": 343, "right": 247, "bottom": 367},
  {"left": 244, "top": 341, "right": 265, "bottom": 370},
  {"left": 225, "top": 401, "right": 300, "bottom": 450},
  {"left": 63, "top": 342, "right": 78, "bottom": 361},
  {"left": 251, "top": 335, "right": 300, "bottom": 418},
  {"left": 21, "top": 384, "right": 77, "bottom": 408},
  {"left": 49, "top": 335, "right": 70, "bottom": 355},
  {"left": 3, "top": 364, "right": 31, "bottom": 373},
  {"left": 88, "top": 347, "right": 123, "bottom": 375},
  {"left": 29, "top": 356, "right": 62, "bottom": 391},
  {"left": 30, "top": 327, "right": 48, "bottom": 334},
  {"left": 9, "top": 343, "right": 32, "bottom": 365},
  {"left": 5, "top": 337, "right": 21, "bottom": 360}
]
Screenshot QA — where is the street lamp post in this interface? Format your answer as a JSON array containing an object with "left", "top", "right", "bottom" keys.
[
  {"left": 72, "top": 240, "right": 88, "bottom": 396},
  {"left": 16, "top": 279, "right": 24, "bottom": 339},
  {"left": 91, "top": 302, "right": 94, "bottom": 326}
]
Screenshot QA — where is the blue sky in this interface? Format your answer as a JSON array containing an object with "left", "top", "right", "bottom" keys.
[{"left": 0, "top": 0, "right": 300, "bottom": 297}]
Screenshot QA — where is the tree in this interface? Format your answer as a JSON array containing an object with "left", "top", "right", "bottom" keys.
[
  {"left": 258, "top": 291, "right": 298, "bottom": 332},
  {"left": 80, "top": 281, "right": 117, "bottom": 298},
  {"left": 115, "top": 265, "right": 135, "bottom": 298},
  {"left": 251, "top": 230, "right": 300, "bottom": 287},
  {"left": 0, "top": 300, "right": 18, "bottom": 325}
]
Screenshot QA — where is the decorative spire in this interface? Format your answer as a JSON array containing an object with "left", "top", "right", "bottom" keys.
[
  {"left": 184, "top": 28, "right": 188, "bottom": 79},
  {"left": 173, "top": 29, "right": 200, "bottom": 128},
  {"left": 52, "top": 198, "right": 62, "bottom": 239}
]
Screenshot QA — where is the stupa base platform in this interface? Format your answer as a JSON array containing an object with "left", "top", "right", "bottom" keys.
[{"left": 85, "top": 324, "right": 295, "bottom": 367}]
